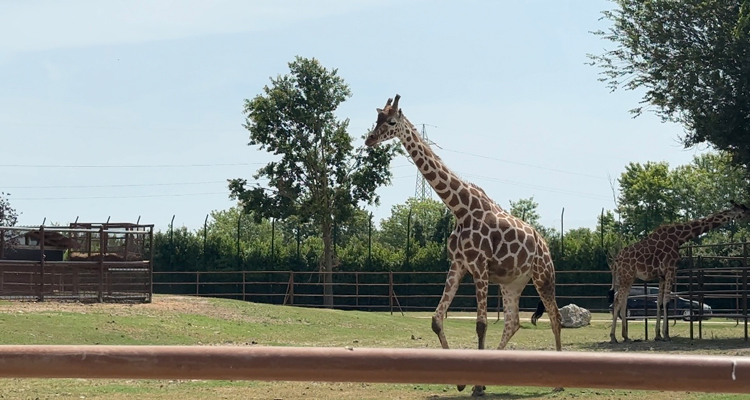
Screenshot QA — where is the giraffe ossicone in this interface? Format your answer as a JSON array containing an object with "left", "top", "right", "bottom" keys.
[
  {"left": 366, "top": 94, "right": 563, "bottom": 397},
  {"left": 608, "top": 200, "right": 750, "bottom": 344}
]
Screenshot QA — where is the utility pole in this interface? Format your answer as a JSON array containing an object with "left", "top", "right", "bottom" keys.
[{"left": 414, "top": 124, "right": 432, "bottom": 201}]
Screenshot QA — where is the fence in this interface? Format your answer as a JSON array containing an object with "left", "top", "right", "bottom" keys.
[
  {"left": 153, "top": 269, "right": 612, "bottom": 314},
  {"left": 0, "top": 224, "right": 154, "bottom": 302},
  {"left": 0, "top": 345, "right": 746, "bottom": 393},
  {"left": 153, "top": 242, "right": 750, "bottom": 339}
]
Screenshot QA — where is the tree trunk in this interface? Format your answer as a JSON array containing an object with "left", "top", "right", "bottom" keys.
[{"left": 322, "top": 216, "right": 334, "bottom": 308}]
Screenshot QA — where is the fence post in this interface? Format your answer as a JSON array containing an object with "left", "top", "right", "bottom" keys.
[
  {"left": 405, "top": 210, "right": 412, "bottom": 269},
  {"left": 196, "top": 272, "right": 200, "bottom": 296},
  {"left": 367, "top": 214, "right": 372, "bottom": 269},
  {"left": 289, "top": 272, "right": 294, "bottom": 306},
  {"left": 642, "top": 281, "right": 648, "bottom": 341},
  {"left": 0, "top": 228, "right": 5, "bottom": 259},
  {"left": 236, "top": 214, "right": 242, "bottom": 269},
  {"left": 242, "top": 272, "right": 246, "bottom": 302},
  {"left": 203, "top": 214, "right": 208, "bottom": 266},
  {"left": 98, "top": 226, "right": 105, "bottom": 303},
  {"left": 355, "top": 272, "right": 359, "bottom": 309},
  {"left": 743, "top": 243, "right": 748, "bottom": 342},
  {"left": 271, "top": 218, "right": 275, "bottom": 267},
  {"left": 389, "top": 271, "right": 394, "bottom": 315},
  {"left": 39, "top": 225, "right": 45, "bottom": 301}
]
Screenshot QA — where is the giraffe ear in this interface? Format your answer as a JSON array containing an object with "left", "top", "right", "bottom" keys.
[
  {"left": 398, "top": 108, "right": 403, "bottom": 118},
  {"left": 376, "top": 108, "right": 384, "bottom": 114}
]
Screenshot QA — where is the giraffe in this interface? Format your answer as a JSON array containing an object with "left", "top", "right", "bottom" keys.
[
  {"left": 365, "top": 94, "right": 562, "bottom": 397},
  {"left": 608, "top": 200, "right": 750, "bottom": 343}
]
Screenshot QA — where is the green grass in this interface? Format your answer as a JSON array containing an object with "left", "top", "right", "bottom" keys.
[{"left": 0, "top": 295, "right": 748, "bottom": 399}]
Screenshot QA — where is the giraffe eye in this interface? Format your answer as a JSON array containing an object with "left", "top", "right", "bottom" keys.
[{"left": 387, "top": 119, "right": 396, "bottom": 126}]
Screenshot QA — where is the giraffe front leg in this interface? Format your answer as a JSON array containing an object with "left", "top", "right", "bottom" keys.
[
  {"left": 662, "top": 275, "right": 674, "bottom": 341},
  {"left": 470, "top": 270, "right": 489, "bottom": 398},
  {"left": 430, "top": 262, "right": 466, "bottom": 392},
  {"left": 431, "top": 264, "right": 465, "bottom": 350},
  {"left": 655, "top": 279, "right": 666, "bottom": 341}
]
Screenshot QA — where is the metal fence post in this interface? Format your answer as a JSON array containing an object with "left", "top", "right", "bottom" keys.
[
  {"left": 743, "top": 243, "right": 748, "bottom": 342},
  {"left": 39, "top": 225, "right": 45, "bottom": 301},
  {"left": 389, "top": 271, "right": 394, "bottom": 315}
]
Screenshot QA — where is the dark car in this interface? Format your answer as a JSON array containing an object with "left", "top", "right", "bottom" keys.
[{"left": 609, "top": 285, "right": 712, "bottom": 321}]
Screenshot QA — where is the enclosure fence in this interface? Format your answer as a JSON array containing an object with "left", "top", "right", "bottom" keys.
[
  {"left": 0, "top": 345, "right": 746, "bottom": 394},
  {"left": 0, "top": 224, "right": 154, "bottom": 303}
]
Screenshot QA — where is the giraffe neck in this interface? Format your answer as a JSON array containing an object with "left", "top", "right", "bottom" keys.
[
  {"left": 673, "top": 210, "right": 735, "bottom": 245},
  {"left": 397, "top": 119, "right": 479, "bottom": 219}
]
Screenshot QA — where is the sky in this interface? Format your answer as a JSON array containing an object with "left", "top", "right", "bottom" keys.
[{"left": 0, "top": 0, "right": 708, "bottom": 233}]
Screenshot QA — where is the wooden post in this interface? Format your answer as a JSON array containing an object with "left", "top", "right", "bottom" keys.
[
  {"left": 355, "top": 272, "right": 359, "bottom": 308},
  {"left": 148, "top": 226, "right": 154, "bottom": 303},
  {"left": 642, "top": 281, "right": 648, "bottom": 341},
  {"left": 39, "top": 225, "right": 45, "bottom": 301},
  {"left": 289, "top": 272, "right": 294, "bottom": 306},
  {"left": 196, "top": 272, "right": 200, "bottom": 296},
  {"left": 743, "top": 243, "right": 748, "bottom": 342},
  {"left": 242, "top": 272, "right": 246, "bottom": 302},
  {"left": 0, "top": 229, "right": 5, "bottom": 259},
  {"left": 389, "top": 271, "right": 394, "bottom": 315},
  {"left": 98, "top": 227, "right": 105, "bottom": 303}
]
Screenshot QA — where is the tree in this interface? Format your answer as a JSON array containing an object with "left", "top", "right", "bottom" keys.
[
  {"left": 616, "top": 161, "right": 680, "bottom": 237},
  {"left": 378, "top": 197, "right": 448, "bottom": 250},
  {"left": 0, "top": 192, "right": 18, "bottom": 258},
  {"left": 588, "top": 0, "right": 750, "bottom": 178},
  {"left": 228, "top": 56, "right": 399, "bottom": 307},
  {"left": 508, "top": 197, "right": 543, "bottom": 231}
]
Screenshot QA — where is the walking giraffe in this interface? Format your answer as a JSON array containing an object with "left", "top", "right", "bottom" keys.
[
  {"left": 609, "top": 200, "right": 750, "bottom": 343},
  {"left": 364, "top": 94, "right": 562, "bottom": 397}
]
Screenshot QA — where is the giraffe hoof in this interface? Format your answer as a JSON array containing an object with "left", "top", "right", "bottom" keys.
[
  {"left": 654, "top": 336, "right": 662, "bottom": 341},
  {"left": 609, "top": 338, "right": 618, "bottom": 344},
  {"left": 471, "top": 385, "right": 486, "bottom": 397},
  {"left": 457, "top": 384, "right": 466, "bottom": 392},
  {"left": 553, "top": 387, "right": 565, "bottom": 392}
]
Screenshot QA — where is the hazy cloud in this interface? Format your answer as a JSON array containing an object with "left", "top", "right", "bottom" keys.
[{"left": 1, "top": 0, "right": 389, "bottom": 52}]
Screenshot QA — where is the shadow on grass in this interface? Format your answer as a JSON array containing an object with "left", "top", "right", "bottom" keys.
[
  {"left": 579, "top": 335, "right": 750, "bottom": 353},
  {"left": 426, "top": 388, "right": 557, "bottom": 399}
]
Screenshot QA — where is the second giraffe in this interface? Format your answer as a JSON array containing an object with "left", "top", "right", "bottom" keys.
[
  {"left": 364, "top": 94, "right": 563, "bottom": 397},
  {"left": 608, "top": 200, "right": 750, "bottom": 343}
]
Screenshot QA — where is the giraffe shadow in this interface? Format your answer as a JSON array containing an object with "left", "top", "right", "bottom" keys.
[
  {"left": 428, "top": 389, "right": 555, "bottom": 400},
  {"left": 579, "top": 336, "right": 750, "bottom": 353}
]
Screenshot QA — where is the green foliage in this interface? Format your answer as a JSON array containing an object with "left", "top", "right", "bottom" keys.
[
  {"left": 0, "top": 192, "right": 18, "bottom": 252},
  {"left": 588, "top": 0, "right": 750, "bottom": 176},
  {"left": 614, "top": 152, "right": 750, "bottom": 243},
  {"left": 616, "top": 161, "right": 680, "bottom": 237},
  {"left": 378, "top": 197, "right": 449, "bottom": 250},
  {"left": 226, "top": 56, "right": 399, "bottom": 306}
]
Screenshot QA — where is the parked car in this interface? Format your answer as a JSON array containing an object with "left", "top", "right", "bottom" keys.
[{"left": 608, "top": 285, "right": 712, "bottom": 321}]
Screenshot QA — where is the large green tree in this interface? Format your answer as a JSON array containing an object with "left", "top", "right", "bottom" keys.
[
  {"left": 0, "top": 192, "right": 18, "bottom": 258},
  {"left": 589, "top": 0, "right": 750, "bottom": 177},
  {"left": 228, "top": 57, "right": 399, "bottom": 307},
  {"left": 616, "top": 161, "right": 680, "bottom": 237}
]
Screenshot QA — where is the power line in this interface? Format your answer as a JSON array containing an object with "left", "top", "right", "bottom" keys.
[
  {"left": 0, "top": 162, "right": 266, "bottom": 169},
  {"left": 440, "top": 148, "right": 608, "bottom": 181},
  {"left": 12, "top": 192, "right": 230, "bottom": 201},
  {"left": 4, "top": 181, "right": 230, "bottom": 189}
]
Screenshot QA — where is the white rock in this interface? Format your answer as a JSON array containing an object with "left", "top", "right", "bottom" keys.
[{"left": 560, "top": 304, "right": 591, "bottom": 328}]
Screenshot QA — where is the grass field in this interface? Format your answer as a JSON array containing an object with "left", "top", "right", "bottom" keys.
[{"left": 0, "top": 295, "right": 748, "bottom": 399}]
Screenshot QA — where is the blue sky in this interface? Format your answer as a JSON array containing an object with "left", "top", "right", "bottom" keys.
[{"left": 0, "top": 0, "right": 706, "bottom": 233}]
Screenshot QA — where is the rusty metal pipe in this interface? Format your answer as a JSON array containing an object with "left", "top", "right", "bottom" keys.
[{"left": 0, "top": 346, "right": 745, "bottom": 393}]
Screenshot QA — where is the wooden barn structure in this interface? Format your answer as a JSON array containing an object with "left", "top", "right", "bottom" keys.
[{"left": 0, "top": 222, "right": 154, "bottom": 303}]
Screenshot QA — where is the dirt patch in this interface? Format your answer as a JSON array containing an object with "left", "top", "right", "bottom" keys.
[{"left": 0, "top": 295, "right": 244, "bottom": 320}]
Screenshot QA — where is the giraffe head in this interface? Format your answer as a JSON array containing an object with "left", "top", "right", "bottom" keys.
[
  {"left": 726, "top": 200, "right": 750, "bottom": 221},
  {"left": 364, "top": 94, "right": 405, "bottom": 147}
]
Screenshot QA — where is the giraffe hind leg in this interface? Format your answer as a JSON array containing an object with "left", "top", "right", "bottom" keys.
[{"left": 496, "top": 280, "right": 524, "bottom": 350}]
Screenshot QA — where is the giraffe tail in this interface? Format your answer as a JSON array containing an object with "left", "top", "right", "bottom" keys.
[
  {"left": 531, "top": 301, "right": 545, "bottom": 326},
  {"left": 607, "top": 264, "right": 617, "bottom": 304}
]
